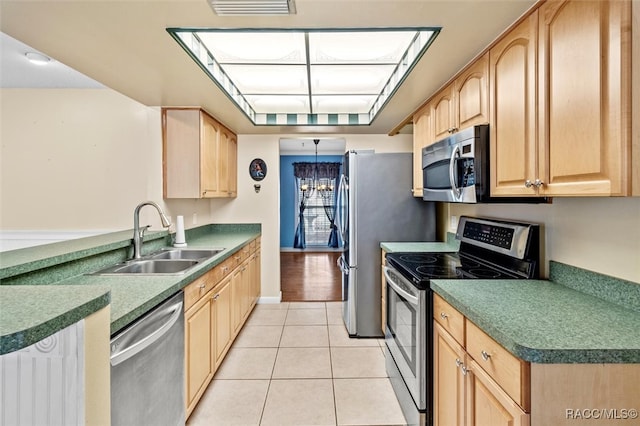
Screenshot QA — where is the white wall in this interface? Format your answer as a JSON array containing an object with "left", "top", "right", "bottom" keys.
[{"left": 0, "top": 88, "right": 212, "bottom": 233}]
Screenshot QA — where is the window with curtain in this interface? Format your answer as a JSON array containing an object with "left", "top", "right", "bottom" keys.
[{"left": 292, "top": 162, "right": 341, "bottom": 249}]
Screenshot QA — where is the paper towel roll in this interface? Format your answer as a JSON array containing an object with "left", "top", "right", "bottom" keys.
[{"left": 174, "top": 215, "right": 187, "bottom": 247}]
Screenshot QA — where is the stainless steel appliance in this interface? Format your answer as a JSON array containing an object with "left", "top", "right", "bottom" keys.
[
  {"left": 422, "top": 125, "right": 547, "bottom": 203},
  {"left": 336, "top": 151, "right": 436, "bottom": 337},
  {"left": 111, "top": 291, "right": 185, "bottom": 426},
  {"left": 384, "top": 216, "right": 540, "bottom": 426}
]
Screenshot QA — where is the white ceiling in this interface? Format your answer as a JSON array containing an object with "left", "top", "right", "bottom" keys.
[{"left": 0, "top": 0, "right": 536, "bottom": 135}]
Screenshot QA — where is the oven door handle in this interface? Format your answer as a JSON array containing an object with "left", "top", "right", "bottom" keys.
[
  {"left": 383, "top": 266, "right": 419, "bottom": 307},
  {"left": 448, "top": 145, "right": 462, "bottom": 200}
]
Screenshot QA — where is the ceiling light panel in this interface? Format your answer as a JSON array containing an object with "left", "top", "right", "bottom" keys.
[
  {"left": 199, "top": 32, "right": 305, "bottom": 64},
  {"left": 310, "top": 65, "right": 395, "bottom": 94},
  {"left": 246, "top": 95, "right": 310, "bottom": 113},
  {"left": 312, "top": 95, "right": 377, "bottom": 114},
  {"left": 308, "top": 32, "right": 416, "bottom": 64},
  {"left": 168, "top": 27, "right": 440, "bottom": 126}
]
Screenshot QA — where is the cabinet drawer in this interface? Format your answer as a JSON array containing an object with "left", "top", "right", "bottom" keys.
[
  {"left": 433, "top": 294, "right": 465, "bottom": 345},
  {"left": 218, "top": 257, "right": 235, "bottom": 279},
  {"left": 466, "top": 320, "right": 530, "bottom": 411},
  {"left": 184, "top": 272, "right": 215, "bottom": 311}
]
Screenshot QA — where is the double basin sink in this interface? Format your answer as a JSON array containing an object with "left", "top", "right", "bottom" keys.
[{"left": 93, "top": 248, "right": 225, "bottom": 275}]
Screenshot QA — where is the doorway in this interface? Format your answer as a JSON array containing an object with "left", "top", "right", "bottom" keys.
[{"left": 279, "top": 138, "right": 346, "bottom": 302}]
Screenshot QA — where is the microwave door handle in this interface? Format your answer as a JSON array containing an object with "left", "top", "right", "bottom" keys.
[
  {"left": 448, "top": 145, "right": 462, "bottom": 200},
  {"left": 383, "top": 267, "right": 419, "bottom": 307}
]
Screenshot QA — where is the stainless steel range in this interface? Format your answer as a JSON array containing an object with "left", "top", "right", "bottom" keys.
[{"left": 383, "top": 216, "right": 540, "bottom": 426}]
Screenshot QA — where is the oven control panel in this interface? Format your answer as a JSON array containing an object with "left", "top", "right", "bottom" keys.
[
  {"left": 456, "top": 216, "right": 538, "bottom": 260},
  {"left": 462, "top": 222, "right": 514, "bottom": 249}
]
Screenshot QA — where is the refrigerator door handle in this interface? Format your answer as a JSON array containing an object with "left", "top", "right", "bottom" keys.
[
  {"left": 336, "top": 174, "right": 348, "bottom": 241},
  {"left": 337, "top": 255, "right": 350, "bottom": 275}
]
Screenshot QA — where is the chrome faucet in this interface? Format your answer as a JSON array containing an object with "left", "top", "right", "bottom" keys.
[{"left": 132, "top": 201, "right": 171, "bottom": 259}]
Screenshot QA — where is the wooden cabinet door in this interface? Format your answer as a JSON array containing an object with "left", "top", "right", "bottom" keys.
[
  {"left": 538, "top": 0, "right": 631, "bottom": 196},
  {"left": 200, "top": 112, "right": 221, "bottom": 197},
  {"left": 432, "top": 85, "right": 456, "bottom": 141},
  {"left": 213, "top": 278, "right": 232, "bottom": 368},
  {"left": 185, "top": 295, "right": 213, "bottom": 413},
  {"left": 412, "top": 105, "right": 432, "bottom": 197},
  {"left": 231, "top": 266, "right": 244, "bottom": 336},
  {"left": 253, "top": 249, "right": 261, "bottom": 303},
  {"left": 248, "top": 252, "right": 260, "bottom": 309},
  {"left": 490, "top": 12, "right": 540, "bottom": 197},
  {"left": 455, "top": 53, "right": 489, "bottom": 130},
  {"left": 433, "top": 323, "right": 466, "bottom": 426},
  {"left": 227, "top": 134, "right": 238, "bottom": 197},
  {"left": 466, "top": 359, "right": 529, "bottom": 426}
]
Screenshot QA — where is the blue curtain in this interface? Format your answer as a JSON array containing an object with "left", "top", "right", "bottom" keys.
[
  {"left": 292, "top": 161, "right": 341, "bottom": 249},
  {"left": 320, "top": 163, "right": 341, "bottom": 248},
  {"left": 293, "top": 176, "right": 306, "bottom": 249}
]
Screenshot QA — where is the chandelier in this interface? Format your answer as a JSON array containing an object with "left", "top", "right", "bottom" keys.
[{"left": 300, "top": 139, "right": 334, "bottom": 200}]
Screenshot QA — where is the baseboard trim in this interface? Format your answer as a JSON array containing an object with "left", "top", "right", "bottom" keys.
[{"left": 258, "top": 292, "right": 282, "bottom": 304}]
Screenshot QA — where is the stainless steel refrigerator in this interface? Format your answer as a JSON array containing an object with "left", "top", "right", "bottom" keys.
[{"left": 336, "top": 151, "right": 436, "bottom": 337}]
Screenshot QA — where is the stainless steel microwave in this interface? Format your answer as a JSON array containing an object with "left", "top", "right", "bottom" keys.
[{"left": 422, "top": 125, "right": 547, "bottom": 203}]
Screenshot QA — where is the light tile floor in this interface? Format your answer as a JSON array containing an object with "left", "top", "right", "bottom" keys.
[{"left": 187, "top": 301, "right": 407, "bottom": 426}]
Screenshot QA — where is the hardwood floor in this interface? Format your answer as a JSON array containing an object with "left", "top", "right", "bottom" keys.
[{"left": 280, "top": 252, "right": 342, "bottom": 302}]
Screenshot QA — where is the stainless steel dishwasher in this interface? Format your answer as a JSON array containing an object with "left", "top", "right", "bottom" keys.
[{"left": 110, "top": 291, "right": 185, "bottom": 426}]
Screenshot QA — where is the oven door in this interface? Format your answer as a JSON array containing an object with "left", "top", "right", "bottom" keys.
[{"left": 383, "top": 266, "right": 427, "bottom": 410}]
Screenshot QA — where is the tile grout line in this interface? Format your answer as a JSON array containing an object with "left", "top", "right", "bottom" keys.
[
  {"left": 327, "top": 303, "right": 340, "bottom": 426},
  {"left": 257, "top": 303, "right": 289, "bottom": 425}
]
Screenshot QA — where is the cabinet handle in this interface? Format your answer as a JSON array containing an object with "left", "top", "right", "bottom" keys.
[
  {"left": 198, "top": 284, "right": 206, "bottom": 291},
  {"left": 455, "top": 358, "right": 463, "bottom": 367},
  {"left": 440, "top": 312, "right": 448, "bottom": 320},
  {"left": 212, "top": 294, "right": 220, "bottom": 301},
  {"left": 447, "top": 127, "right": 458, "bottom": 134},
  {"left": 525, "top": 179, "right": 544, "bottom": 188},
  {"left": 461, "top": 365, "right": 470, "bottom": 376},
  {"left": 481, "top": 350, "right": 491, "bottom": 361}
]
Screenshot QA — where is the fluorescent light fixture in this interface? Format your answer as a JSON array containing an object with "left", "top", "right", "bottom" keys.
[
  {"left": 168, "top": 27, "right": 440, "bottom": 126},
  {"left": 209, "top": 0, "right": 296, "bottom": 15},
  {"left": 25, "top": 51, "right": 51, "bottom": 65}
]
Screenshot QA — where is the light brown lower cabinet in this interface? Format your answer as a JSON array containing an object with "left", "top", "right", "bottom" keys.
[
  {"left": 434, "top": 322, "right": 528, "bottom": 426},
  {"left": 433, "top": 293, "right": 640, "bottom": 426},
  {"left": 185, "top": 289, "right": 214, "bottom": 415},
  {"left": 184, "top": 238, "right": 261, "bottom": 418}
]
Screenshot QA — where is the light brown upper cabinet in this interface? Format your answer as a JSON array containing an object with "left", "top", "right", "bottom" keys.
[
  {"left": 432, "top": 54, "right": 490, "bottom": 142},
  {"left": 491, "top": 0, "right": 632, "bottom": 197},
  {"left": 490, "top": 12, "right": 540, "bottom": 197},
  {"left": 412, "top": 104, "right": 433, "bottom": 197},
  {"left": 163, "top": 107, "right": 238, "bottom": 198},
  {"left": 454, "top": 53, "right": 490, "bottom": 132},
  {"left": 431, "top": 85, "right": 457, "bottom": 142},
  {"left": 412, "top": 55, "right": 489, "bottom": 196}
]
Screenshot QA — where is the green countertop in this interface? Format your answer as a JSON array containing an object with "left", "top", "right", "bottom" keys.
[
  {"left": 381, "top": 233, "right": 460, "bottom": 253},
  {"left": 0, "top": 285, "right": 110, "bottom": 354},
  {"left": 430, "top": 278, "right": 640, "bottom": 364},
  {"left": 0, "top": 224, "right": 260, "bottom": 354}
]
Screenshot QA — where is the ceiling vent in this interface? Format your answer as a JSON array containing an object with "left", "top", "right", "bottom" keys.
[{"left": 209, "top": 0, "right": 296, "bottom": 15}]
